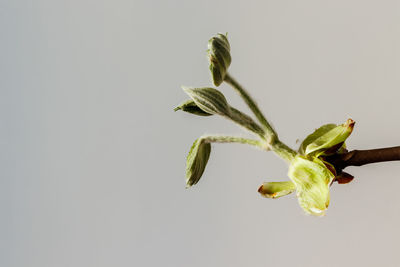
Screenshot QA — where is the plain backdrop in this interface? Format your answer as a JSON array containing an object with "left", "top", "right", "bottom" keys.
[{"left": 1, "top": 0, "right": 400, "bottom": 266}]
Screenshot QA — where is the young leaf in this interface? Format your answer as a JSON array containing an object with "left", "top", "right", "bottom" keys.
[
  {"left": 183, "top": 87, "right": 231, "bottom": 116},
  {"left": 186, "top": 138, "right": 211, "bottom": 187},
  {"left": 299, "top": 124, "right": 337, "bottom": 155},
  {"left": 304, "top": 119, "right": 355, "bottom": 156},
  {"left": 174, "top": 99, "right": 213, "bottom": 116},
  {"left": 288, "top": 156, "right": 335, "bottom": 216},
  {"left": 258, "top": 181, "right": 295, "bottom": 199}
]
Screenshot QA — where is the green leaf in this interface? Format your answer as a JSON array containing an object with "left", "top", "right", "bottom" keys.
[
  {"left": 288, "top": 156, "right": 335, "bottom": 216},
  {"left": 186, "top": 138, "right": 211, "bottom": 187},
  {"left": 304, "top": 119, "right": 355, "bottom": 156},
  {"left": 174, "top": 99, "right": 213, "bottom": 116},
  {"left": 258, "top": 181, "right": 295, "bottom": 199},
  {"left": 299, "top": 124, "right": 336, "bottom": 155},
  {"left": 183, "top": 87, "right": 231, "bottom": 116}
]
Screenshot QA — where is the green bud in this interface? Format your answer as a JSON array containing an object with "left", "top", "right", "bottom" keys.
[
  {"left": 174, "top": 99, "right": 213, "bottom": 116},
  {"left": 303, "top": 119, "right": 355, "bottom": 156},
  {"left": 186, "top": 138, "right": 211, "bottom": 187},
  {"left": 207, "top": 33, "right": 231, "bottom": 86},
  {"left": 183, "top": 87, "right": 231, "bottom": 116},
  {"left": 258, "top": 181, "right": 295, "bottom": 199},
  {"left": 288, "top": 155, "right": 335, "bottom": 216}
]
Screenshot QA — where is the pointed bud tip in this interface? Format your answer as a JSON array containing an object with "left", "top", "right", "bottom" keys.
[
  {"left": 257, "top": 184, "right": 263, "bottom": 193},
  {"left": 345, "top": 118, "right": 355, "bottom": 129}
]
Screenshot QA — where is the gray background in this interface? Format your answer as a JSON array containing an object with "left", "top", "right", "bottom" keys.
[{"left": 1, "top": 0, "right": 400, "bottom": 266}]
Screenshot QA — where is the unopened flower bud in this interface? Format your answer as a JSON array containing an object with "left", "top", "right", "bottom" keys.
[
  {"left": 183, "top": 87, "right": 231, "bottom": 116},
  {"left": 207, "top": 33, "right": 231, "bottom": 86},
  {"left": 186, "top": 138, "right": 211, "bottom": 187}
]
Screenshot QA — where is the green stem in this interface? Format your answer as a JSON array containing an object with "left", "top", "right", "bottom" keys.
[
  {"left": 227, "top": 107, "right": 266, "bottom": 140},
  {"left": 202, "top": 135, "right": 265, "bottom": 149},
  {"left": 224, "top": 72, "right": 277, "bottom": 139},
  {"left": 271, "top": 140, "right": 297, "bottom": 163},
  {"left": 224, "top": 72, "right": 297, "bottom": 162}
]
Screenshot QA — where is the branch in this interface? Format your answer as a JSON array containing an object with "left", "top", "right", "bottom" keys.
[{"left": 326, "top": 146, "right": 400, "bottom": 172}]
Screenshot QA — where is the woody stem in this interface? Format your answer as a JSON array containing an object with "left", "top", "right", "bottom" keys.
[{"left": 326, "top": 146, "right": 400, "bottom": 172}]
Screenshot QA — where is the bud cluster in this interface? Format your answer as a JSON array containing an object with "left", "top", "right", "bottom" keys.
[{"left": 175, "top": 33, "right": 356, "bottom": 216}]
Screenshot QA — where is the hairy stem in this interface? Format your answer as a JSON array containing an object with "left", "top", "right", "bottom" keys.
[
  {"left": 201, "top": 135, "right": 265, "bottom": 149},
  {"left": 227, "top": 107, "right": 266, "bottom": 140},
  {"left": 327, "top": 146, "right": 400, "bottom": 171},
  {"left": 271, "top": 140, "right": 297, "bottom": 163},
  {"left": 224, "top": 72, "right": 277, "bottom": 139},
  {"left": 224, "top": 73, "right": 297, "bottom": 162}
]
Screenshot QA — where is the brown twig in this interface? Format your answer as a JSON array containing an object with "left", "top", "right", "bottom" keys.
[{"left": 326, "top": 146, "right": 400, "bottom": 173}]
